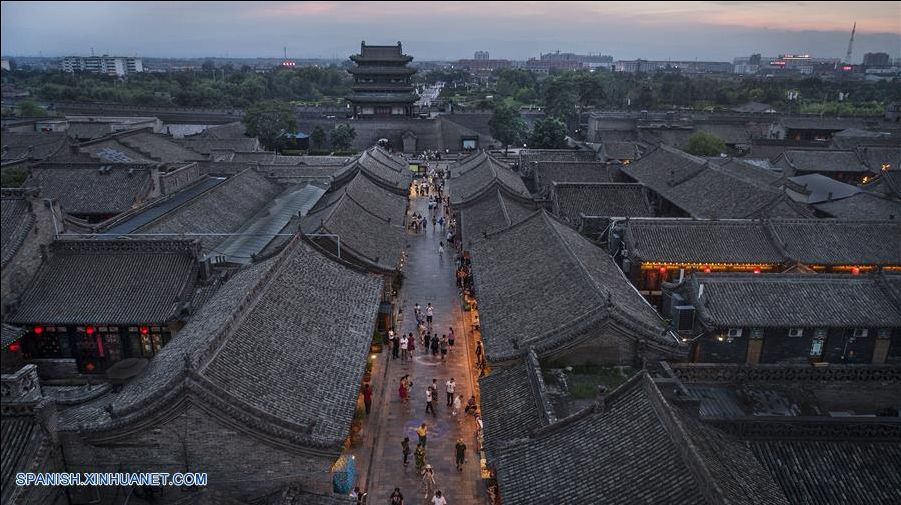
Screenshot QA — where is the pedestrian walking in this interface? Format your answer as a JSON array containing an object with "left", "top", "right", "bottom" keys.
[
  {"left": 432, "top": 490, "right": 446, "bottom": 505},
  {"left": 362, "top": 383, "right": 372, "bottom": 415},
  {"left": 445, "top": 378, "right": 455, "bottom": 406},
  {"left": 399, "top": 376, "right": 409, "bottom": 403},
  {"left": 421, "top": 465, "right": 436, "bottom": 499},
  {"left": 430, "top": 334, "right": 439, "bottom": 357},
  {"left": 438, "top": 241, "right": 444, "bottom": 256},
  {"left": 402, "top": 437, "right": 411, "bottom": 466},
  {"left": 414, "top": 443, "right": 426, "bottom": 473},
  {"left": 438, "top": 216, "right": 445, "bottom": 232},
  {"left": 475, "top": 340, "right": 483, "bottom": 366},
  {"left": 390, "top": 328, "right": 399, "bottom": 359},
  {"left": 453, "top": 394, "right": 463, "bottom": 420},
  {"left": 440, "top": 335, "right": 448, "bottom": 362},
  {"left": 390, "top": 488, "right": 405, "bottom": 505},
  {"left": 407, "top": 332, "right": 415, "bottom": 355},
  {"left": 417, "top": 423, "right": 428, "bottom": 447},
  {"left": 400, "top": 334, "right": 408, "bottom": 362},
  {"left": 455, "top": 438, "right": 467, "bottom": 471},
  {"left": 425, "top": 388, "right": 435, "bottom": 415},
  {"left": 426, "top": 303, "right": 434, "bottom": 327},
  {"left": 448, "top": 327, "right": 455, "bottom": 351}
]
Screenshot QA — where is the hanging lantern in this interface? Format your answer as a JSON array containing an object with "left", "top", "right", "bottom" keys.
[
  {"left": 851, "top": 267, "right": 860, "bottom": 275},
  {"left": 659, "top": 267, "right": 667, "bottom": 274},
  {"left": 33, "top": 326, "right": 43, "bottom": 335},
  {"left": 703, "top": 267, "right": 711, "bottom": 273},
  {"left": 753, "top": 268, "right": 761, "bottom": 274},
  {"left": 86, "top": 326, "right": 95, "bottom": 335},
  {"left": 140, "top": 326, "right": 149, "bottom": 335},
  {"left": 85, "top": 362, "right": 96, "bottom": 371},
  {"left": 9, "top": 342, "right": 21, "bottom": 352}
]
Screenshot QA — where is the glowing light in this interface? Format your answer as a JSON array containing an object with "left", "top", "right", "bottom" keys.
[
  {"left": 33, "top": 326, "right": 43, "bottom": 335},
  {"left": 703, "top": 267, "right": 711, "bottom": 273},
  {"left": 753, "top": 268, "right": 761, "bottom": 274},
  {"left": 85, "top": 362, "right": 96, "bottom": 371},
  {"left": 842, "top": 66, "right": 852, "bottom": 71},
  {"left": 140, "top": 326, "right": 149, "bottom": 335},
  {"left": 659, "top": 267, "right": 667, "bottom": 274},
  {"left": 9, "top": 342, "right": 21, "bottom": 352},
  {"left": 852, "top": 267, "right": 860, "bottom": 275},
  {"left": 86, "top": 326, "right": 95, "bottom": 335}
]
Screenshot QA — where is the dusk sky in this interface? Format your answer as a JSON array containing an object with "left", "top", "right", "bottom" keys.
[{"left": 2, "top": 1, "right": 899, "bottom": 62}]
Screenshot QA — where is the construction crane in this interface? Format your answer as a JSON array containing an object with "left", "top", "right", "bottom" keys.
[{"left": 845, "top": 22, "right": 856, "bottom": 64}]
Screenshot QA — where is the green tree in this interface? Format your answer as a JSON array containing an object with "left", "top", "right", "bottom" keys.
[
  {"left": 243, "top": 99, "right": 298, "bottom": 151},
  {"left": 686, "top": 132, "right": 726, "bottom": 157},
  {"left": 17, "top": 100, "right": 47, "bottom": 117},
  {"left": 330, "top": 124, "right": 357, "bottom": 151},
  {"left": 310, "top": 125, "right": 327, "bottom": 150},
  {"left": 529, "top": 117, "right": 568, "bottom": 149},
  {"left": 488, "top": 103, "right": 527, "bottom": 154}
]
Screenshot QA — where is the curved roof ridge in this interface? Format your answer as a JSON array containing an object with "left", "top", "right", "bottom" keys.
[{"left": 495, "top": 187, "right": 513, "bottom": 229}]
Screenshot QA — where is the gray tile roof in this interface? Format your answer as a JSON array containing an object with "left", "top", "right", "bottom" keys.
[
  {"left": 1, "top": 190, "right": 35, "bottom": 268},
  {"left": 622, "top": 218, "right": 901, "bottom": 267},
  {"left": 1, "top": 131, "right": 68, "bottom": 161},
  {"left": 302, "top": 171, "right": 407, "bottom": 271},
  {"left": 8, "top": 239, "right": 200, "bottom": 325},
  {"left": 177, "top": 137, "right": 260, "bottom": 155},
  {"left": 531, "top": 161, "right": 614, "bottom": 197},
  {"left": 136, "top": 169, "right": 282, "bottom": 254},
  {"left": 787, "top": 174, "right": 862, "bottom": 203},
  {"left": 814, "top": 192, "right": 901, "bottom": 220},
  {"left": 24, "top": 164, "right": 153, "bottom": 216},
  {"left": 448, "top": 153, "right": 530, "bottom": 205},
  {"left": 550, "top": 182, "right": 653, "bottom": 226},
  {"left": 600, "top": 141, "right": 641, "bottom": 161},
  {"left": 778, "top": 117, "right": 867, "bottom": 131},
  {"left": 776, "top": 150, "right": 871, "bottom": 174},
  {"left": 1, "top": 414, "right": 52, "bottom": 505},
  {"left": 750, "top": 440, "right": 901, "bottom": 505},
  {"left": 1, "top": 323, "right": 24, "bottom": 349},
  {"left": 115, "top": 130, "right": 206, "bottom": 163},
  {"left": 856, "top": 146, "right": 901, "bottom": 173},
  {"left": 623, "top": 218, "right": 786, "bottom": 265},
  {"left": 79, "top": 138, "right": 157, "bottom": 164},
  {"left": 494, "top": 372, "right": 787, "bottom": 505},
  {"left": 194, "top": 122, "right": 247, "bottom": 140},
  {"left": 518, "top": 149, "right": 597, "bottom": 177},
  {"left": 457, "top": 186, "right": 537, "bottom": 245},
  {"left": 479, "top": 351, "right": 555, "bottom": 460},
  {"left": 470, "top": 210, "right": 679, "bottom": 361},
  {"left": 623, "top": 145, "right": 812, "bottom": 219},
  {"left": 672, "top": 272, "right": 901, "bottom": 328},
  {"left": 345, "top": 147, "right": 413, "bottom": 194},
  {"left": 75, "top": 238, "right": 383, "bottom": 448},
  {"left": 66, "top": 122, "right": 114, "bottom": 140},
  {"left": 768, "top": 219, "right": 901, "bottom": 266}
]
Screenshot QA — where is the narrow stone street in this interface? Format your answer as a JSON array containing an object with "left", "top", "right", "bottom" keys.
[{"left": 355, "top": 170, "right": 485, "bottom": 504}]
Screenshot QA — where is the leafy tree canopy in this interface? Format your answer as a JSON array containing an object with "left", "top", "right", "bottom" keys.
[
  {"left": 488, "top": 103, "right": 528, "bottom": 153},
  {"left": 686, "top": 131, "right": 726, "bottom": 157},
  {"left": 529, "top": 117, "right": 568, "bottom": 149},
  {"left": 243, "top": 99, "right": 298, "bottom": 151}
]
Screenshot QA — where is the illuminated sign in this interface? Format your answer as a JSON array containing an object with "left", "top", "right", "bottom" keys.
[
  {"left": 282, "top": 61, "right": 296, "bottom": 67},
  {"left": 841, "top": 65, "right": 852, "bottom": 71}
]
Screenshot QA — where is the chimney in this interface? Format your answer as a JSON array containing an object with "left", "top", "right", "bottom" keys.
[{"left": 595, "top": 385, "right": 608, "bottom": 412}]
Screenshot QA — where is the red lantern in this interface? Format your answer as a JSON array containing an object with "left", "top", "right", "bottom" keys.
[
  {"left": 33, "top": 326, "right": 43, "bottom": 335},
  {"left": 9, "top": 342, "right": 21, "bottom": 352},
  {"left": 85, "top": 362, "right": 95, "bottom": 371},
  {"left": 140, "top": 326, "right": 149, "bottom": 335},
  {"left": 658, "top": 267, "right": 667, "bottom": 274},
  {"left": 753, "top": 268, "right": 761, "bottom": 274},
  {"left": 851, "top": 267, "right": 860, "bottom": 275},
  {"left": 703, "top": 267, "right": 711, "bottom": 273},
  {"left": 86, "top": 326, "right": 95, "bottom": 335}
]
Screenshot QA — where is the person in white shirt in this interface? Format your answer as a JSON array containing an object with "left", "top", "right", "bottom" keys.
[
  {"left": 400, "top": 335, "right": 409, "bottom": 361},
  {"left": 431, "top": 490, "right": 446, "bottom": 505},
  {"left": 445, "top": 378, "right": 456, "bottom": 406}
]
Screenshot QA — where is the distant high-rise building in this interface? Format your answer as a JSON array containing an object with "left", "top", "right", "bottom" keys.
[
  {"left": 474, "top": 51, "right": 490, "bottom": 61},
  {"left": 61, "top": 55, "right": 143, "bottom": 76},
  {"left": 863, "top": 52, "right": 891, "bottom": 67}
]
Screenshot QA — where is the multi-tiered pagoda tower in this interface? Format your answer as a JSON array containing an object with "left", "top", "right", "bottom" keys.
[{"left": 347, "top": 41, "right": 418, "bottom": 119}]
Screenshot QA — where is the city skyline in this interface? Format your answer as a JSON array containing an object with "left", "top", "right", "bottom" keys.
[{"left": 2, "top": 1, "right": 899, "bottom": 62}]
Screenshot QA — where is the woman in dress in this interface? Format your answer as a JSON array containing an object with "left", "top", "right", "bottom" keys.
[{"left": 399, "top": 375, "right": 409, "bottom": 403}]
